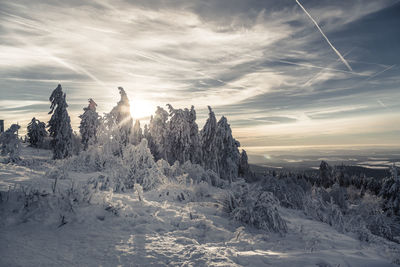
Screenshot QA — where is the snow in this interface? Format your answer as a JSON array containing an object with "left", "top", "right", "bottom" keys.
[{"left": 0, "top": 145, "right": 399, "bottom": 266}]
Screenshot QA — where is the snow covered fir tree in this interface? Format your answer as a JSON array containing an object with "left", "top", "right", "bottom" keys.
[
  {"left": 47, "top": 84, "right": 73, "bottom": 159},
  {"left": 131, "top": 119, "right": 143, "bottom": 146},
  {"left": 79, "top": 98, "right": 100, "bottom": 150},
  {"left": 200, "top": 106, "right": 219, "bottom": 173},
  {"left": 27, "top": 117, "right": 47, "bottom": 148},
  {"left": 101, "top": 87, "right": 134, "bottom": 156},
  {"left": 0, "top": 124, "right": 21, "bottom": 162}
]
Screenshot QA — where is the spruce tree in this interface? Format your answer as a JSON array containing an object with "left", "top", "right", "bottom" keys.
[
  {"left": 319, "top": 161, "right": 333, "bottom": 188},
  {"left": 239, "top": 149, "right": 251, "bottom": 177},
  {"left": 215, "top": 116, "right": 241, "bottom": 183},
  {"left": 165, "top": 104, "right": 201, "bottom": 164},
  {"left": 380, "top": 164, "right": 400, "bottom": 216},
  {"left": 131, "top": 119, "right": 143, "bottom": 145},
  {"left": 27, "top": 117, "right": 47, "bottom": 148},
  {"left": 143, "top": 123, "right": 157, "bottom": 157},
  {"left": 0, "top": 124, "right": 21, "bottom": 162},
  {"left": 200, "top": 106, "right": 219, "bottom": 173},
  {"left": 104, "top": 87, "right": 133, "bottom": 156},
  {"left": 79, "top": 98, "right": 100, "bottom": 150},
  {"left": 148, "top": 106, "right": 169, "bottom": 160},
  {"left": 166, "top": 104, "right": 190, "bottom": 164},
  {"left": 48, "top": 84, "right": 73, "bottom": 159},
  {"left": 188, "top": 106, "right": 201, "bottom": 164}
]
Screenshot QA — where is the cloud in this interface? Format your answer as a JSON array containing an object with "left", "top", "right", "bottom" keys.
[
  {"left": 295, "top": 0, "right": 353, "bottom": 71},
  {"left": 0, "top": 100, "right": 48, "bottom": 110},
  {"left": 234, "top": 112, "right": 400, "bottom": 146},
  {"left": 0, "top": 0, "right": 399, "bottom": 148},
  {"left": 305, "top": 105, "right": 370, "bottom": 119}
]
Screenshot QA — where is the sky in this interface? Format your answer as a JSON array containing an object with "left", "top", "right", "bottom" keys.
[{"left": 0, "top": 0, "right": 399, "bottom": 153}]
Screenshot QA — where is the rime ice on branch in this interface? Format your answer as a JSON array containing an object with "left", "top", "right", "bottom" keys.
[{"left": 143, "top": 104, "right": 248, "bottom": 182}]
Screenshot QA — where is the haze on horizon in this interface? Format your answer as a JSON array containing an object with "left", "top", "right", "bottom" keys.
[{"left": 1, "top": 0, "right": 399, "bottom": 154}]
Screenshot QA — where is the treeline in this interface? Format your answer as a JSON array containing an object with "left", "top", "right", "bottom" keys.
[
  {"left": 1, "top": 84, "right": 251, "bottom": 182},
  {"left": 266, "top": 160, "right": 400, "bottom": 217}
]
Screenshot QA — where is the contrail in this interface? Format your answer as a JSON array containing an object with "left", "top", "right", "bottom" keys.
[
  {"left": 0, "top": 10, "right": 50, "bottom": 33},
  {"left": 33, "top": 46, "right": 108, "bottom": 88},
  {"left": 275, "top": 59, "right": 365, "bottom": 76},
  {"left": 295, "top": 0, "right": 353, "bottom": 72},
  {"left": 365, "top": 64, "right": 395, "bottom": 81},
  {"left": 377, "top": 99, "right": 387, "bottom": 108},
  {"left": 302, "top": 49, "right": 354, "bottom": 87},
  {"left": 130, "top": 48, "right": 228, "bottom": 85}
]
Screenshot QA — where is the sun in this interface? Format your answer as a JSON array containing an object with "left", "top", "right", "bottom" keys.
[{"left": 129, "top": 98, "right": 156, "bottom": 120}]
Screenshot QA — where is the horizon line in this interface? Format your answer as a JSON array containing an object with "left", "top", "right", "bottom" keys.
[{"left": 242, "top": 144, "right": 400, "bottom": 151}]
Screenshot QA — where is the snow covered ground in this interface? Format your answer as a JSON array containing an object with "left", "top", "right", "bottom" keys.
[{"left": 0, "top": 145, "right": 398, "bottom": 266}]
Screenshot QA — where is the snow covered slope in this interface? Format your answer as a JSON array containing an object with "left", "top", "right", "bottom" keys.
[{"left": 0, "top": 146, "right": 398, "bottom": 266}]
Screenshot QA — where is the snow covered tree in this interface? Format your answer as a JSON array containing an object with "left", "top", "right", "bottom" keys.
[
  {"left": 96, "top": 115, "right": 110, "bottom": 145},
  {"left": 48, "top": 84, "right": 73, "bottom": 159},
  {"left": 79, "top": 98, "right": 100, "bottom": 150},
  {"left": 165, "top": 104, "right": 201, "bottom": 165},
  {"left": 187, "top": 106, "right": 201, "bottom": 164},
  {"left": 215, "top": 116, "right": 241, "bottom": 183},
  {"left": 239, "top": 149, "right": 251, "bottom": 177},
  {"left": 27, "top": 117, "right": 47, "bottom": 148},
  {"left": 110, "top": 87, "right": 133, "bottom": 144},
  {"left": 223, "top": 183, "right": 288, "bottom": 233},
  {"left": 143, "top": 122, "right": 155, "bottom": 157},
  {"left": 165, "top": 104, "right": 191, "bottom": 164},
  {"left": 319, "top": 161, "right": 334, "bottom": 188},
  {"left": 261, "top": 174, "right": 310, "bottom": 210},
  {"left": 122, "top": 139, "right": 166, "bottom": 190},
  {"left": 143, "top": 123, "right": 149, "bottom": 137},
  {"left": 0, "top": 124, "right": 21, "bottom": 162},
  {"left": 380, "top": 164, "right": 400, "bottom": 216},
  {"left": 336, "top": 169, "right": 350, "bottom": 188},
  {"left": 143, "top": 123, "right": 151, "bottom": 146},
  {"left": 103, "top": 87, "right": 133, "bottom": 156},
  {"left": 329, "top": 183, "right": 348, "bottom": 210},
  {"left": 148, "top": 106, "right": 169, "bottom": 160},
  {"left": 130, "top": 119, "right": 143, "bottom": 145},
  {"left": 200, "top": 106, "right": 219, "bottom": 173},
  {"left": 71, "top": 131, "right": 83, "bottom": 155},
  {"left": 366, "top": 176, "right": 382, "bottom": 195}
]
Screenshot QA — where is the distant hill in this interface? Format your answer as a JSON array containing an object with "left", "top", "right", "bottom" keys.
[{"left": 250, "top": 163, "right": 391, "bottom": 179}]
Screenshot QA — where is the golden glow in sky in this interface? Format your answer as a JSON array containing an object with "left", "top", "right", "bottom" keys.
[{"left": 129, "top": 99, "right": 156, "bottom": 120}]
